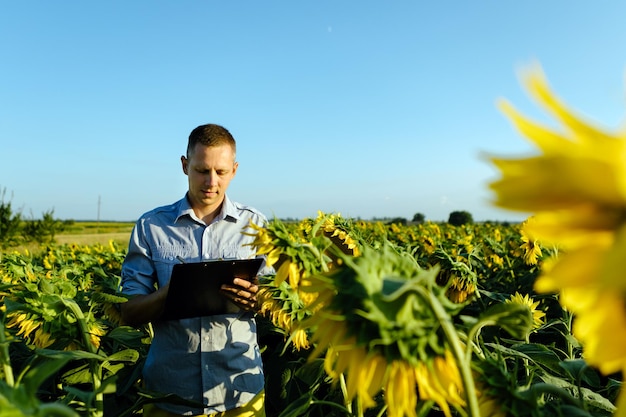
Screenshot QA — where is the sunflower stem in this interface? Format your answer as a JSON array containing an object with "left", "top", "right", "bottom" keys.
[
  {"left": 64, "top": 298, "right": 103, "bottom": 417},
  {"left": 339, "top": 372, "right": 353, "bottom": 414},
  {"left": 426, "top": 290, "right": 480, "bottom": 417},
  {"left": 0, "top": 318, "right": 15, "bottom": 387},
  {"left": 564, "top": 307, "right": 575, "bottom": 360}
]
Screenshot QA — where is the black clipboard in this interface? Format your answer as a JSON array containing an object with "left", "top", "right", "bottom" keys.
[{"left": 161, "top": 258, "right": 264, "bottom": 320}]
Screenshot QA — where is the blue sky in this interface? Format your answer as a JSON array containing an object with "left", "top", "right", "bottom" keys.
[{"left": 2, "top": 2, "right": 626, "bottom": 222}]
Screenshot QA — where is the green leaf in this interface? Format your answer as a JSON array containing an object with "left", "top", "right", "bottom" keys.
[
  {"left": 61, "top": 364, "right": 92, "bottom": 385},
  {"left": 277, "top": 391, "right": 313, "bottom": 417},
  {"left": 559, "top": 359, "right": 602, "bottom": 388},
  {"left": 478, "top": 302, "right": 533, "bottom": 340},
  {"left": 539, "top": 374, "right": 617, "bottom": 413},
  {"left": 294, "top": 359, "right": 325, "bottom": 387},
  {"left": 21, "top": 356, "right": 75, "bottom": 399},
  {"left": 105, "top": 326, "right": 148, "bottom": 349},
  {"left": 104, "top": 349, "right": 140, "bottom": 363},
  {"left": 92, "top": 292, "right": 128, "bottom": 304},
  {"left": 36, "top": 348, "right": 104, "bottom": 362},
  {"left": 511, "top": 343, "right": 564, "bottom": 375}
]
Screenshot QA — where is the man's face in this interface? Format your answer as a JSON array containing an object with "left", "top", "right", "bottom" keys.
[{"left": 181, "top": 143, "right": 238, "bottom": 216}]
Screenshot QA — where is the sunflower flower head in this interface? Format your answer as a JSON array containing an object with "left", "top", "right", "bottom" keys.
[
  {"left": 33, "top": 326, "right": 56, "bottom": 348},
  {"left": 299, "top": 243, "right": 466, "bottom": 416},
  {"left": 432, "top": 249, "right": 478, "bottom": 304},
  {"left": 88, "top": 321, "right": 106, "bottom": 349},
  {"left": 257, "top": 282, "right": 312, "bottom": 351},
  {"left": 505, "top": 292, "right": 546, "bottom": 330},
  {"left": 487, "top": 63, "right": 626, "bottom": 374},
  {"left": 6, "top": 312, "right": 40, "bottom": 339},
  {"left": 315, "top": 212, "right": 362, "bottom": 257},
  {"left": 520, "top": 217, "right": 543, "bottom": 265}
]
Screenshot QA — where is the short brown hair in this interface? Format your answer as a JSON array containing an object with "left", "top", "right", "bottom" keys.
[{"left": 187, "top": 124, "right": 236, "bottom": 157}]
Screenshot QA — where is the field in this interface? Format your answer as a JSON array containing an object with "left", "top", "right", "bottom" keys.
[
  {"left": 0, "top": 214, "right": 621, "bottom": 417},
  {"left": 55, "top": 221, "right": 134, "bottom": 246}
]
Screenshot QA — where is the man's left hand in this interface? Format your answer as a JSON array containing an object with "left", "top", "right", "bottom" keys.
[{"left": 220, "top": 277, "right": 260, "bottom": 312}]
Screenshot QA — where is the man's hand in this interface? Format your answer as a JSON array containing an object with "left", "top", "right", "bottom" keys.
[
  {"left": 220, "top": 277, "right": 260, "bottom": 312},
  {"left": 120, "top": 282, "right": 170, "bottom": 327}
]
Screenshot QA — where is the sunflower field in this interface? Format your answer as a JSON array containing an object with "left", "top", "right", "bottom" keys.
[
  {"left": 0, "top": 211, "right": 621, "bottom": 417},
  {"left": 2, "top": 63, "right": 626, "bottom": 417}
]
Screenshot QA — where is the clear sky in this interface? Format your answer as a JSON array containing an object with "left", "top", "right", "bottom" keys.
[{"left": 2, "top": 2, "right": 626, "bottom": 223}]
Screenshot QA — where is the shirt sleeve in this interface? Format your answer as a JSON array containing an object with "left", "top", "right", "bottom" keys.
[{"left": 120, "top": 221, "right": 158, "bottom": 296}]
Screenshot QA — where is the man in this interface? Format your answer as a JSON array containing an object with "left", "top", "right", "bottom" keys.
[{"left": 120, "top": 124, "right": 269, "bottom": 416}]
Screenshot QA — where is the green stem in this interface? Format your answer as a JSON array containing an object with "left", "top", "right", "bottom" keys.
[
  {"left": 565, "top": 308, "right": 574, "bottom": 360},
  {"left": 338, "top": 373, "right": 353, "bottom": 414},
  {"left": 423, "top": 289, "right": 480, "bottom": 417},
  {"left": 64, "top": 299, "right": 103, "bottom": 417},
  {"left": 0, "top": 319, "right": 14, "bottom": 386},
  {"left": 375, "top": 404, "right": 388, "bottom": 417},
  {"left": 354, "top": 396, "right": 364, "bottom": 417},
  {"left": 309, "top": 400, "right": 351, "bottom": 413}
]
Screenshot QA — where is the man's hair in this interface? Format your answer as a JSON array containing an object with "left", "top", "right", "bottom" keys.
[{"left": 187, "top": 124, "right": 237, "bottom": 158}]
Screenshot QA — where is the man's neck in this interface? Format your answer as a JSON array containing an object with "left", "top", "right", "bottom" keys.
[{"left": 195, "top": 204, "right": 222, "bottom": 224}]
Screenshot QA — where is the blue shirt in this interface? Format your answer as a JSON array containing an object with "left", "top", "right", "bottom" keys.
[{"left": 120, "top": 194, "right": 271, "bottom": 415}]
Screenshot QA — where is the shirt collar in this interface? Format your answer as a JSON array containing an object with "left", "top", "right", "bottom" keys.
[
  {"left": 175, "top": 194, "right": 239, "bottom": 224},
  {"left": 221, "top": 195, "right": 240, "bottom": 222}
]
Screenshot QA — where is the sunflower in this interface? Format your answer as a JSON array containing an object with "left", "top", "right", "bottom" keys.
[
  {"left": 505, "top": 292, "right": 546, "bottom": 330},
  {"left": 256, "top": 283, "right": 311, "bottom": 351},
  {"left": 6, "top": 312, "right": 40, "bottom": 339},
  {"left": 519, "top": 218, "right": 542, "bottom": 266},
  {"left": 88, "top": 321, "right": 106, "bottom": 350},
  {"left": 432, "top": 249, "right": 478, "bottom": 304},
  {"left": 487, "top": 64, "right": 626, "bottom": 377},
  {"left": 299, "top": 244, "right": 468, "bottom": 416},
  {"left": 33, "top": 327, "right": 56, "bottom": 348},
  {"left": 316, "top": 211, "right": 362, "bottom": 257}
]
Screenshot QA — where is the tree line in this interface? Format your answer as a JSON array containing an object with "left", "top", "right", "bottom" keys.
[{"left": 0, "top": 189, "right": 68, "bottom": 249}]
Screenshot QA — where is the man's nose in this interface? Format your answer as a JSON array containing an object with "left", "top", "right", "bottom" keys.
[{"left": 205, "top": 172, "right": 218, "bottom": 186}]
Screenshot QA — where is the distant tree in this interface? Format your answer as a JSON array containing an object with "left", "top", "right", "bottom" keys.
[
  {"left": 0, "top": 188, "right": 23, "bottom": 248},
  {"left": 412, "top": 213, "right": 426, "bottom": 224},
  {"left": 387, "top": 217, "right": 408, "bottom": 225},
  {"left": 448, "top": 210, "right": 473, "bottom": 226},
  {"left": 22, "top": 209, "right": 65, "bottom": 244}
]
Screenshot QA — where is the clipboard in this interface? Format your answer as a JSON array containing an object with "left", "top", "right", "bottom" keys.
[{"left": 161, "top": 258, "right": 264, "bottom": 320}]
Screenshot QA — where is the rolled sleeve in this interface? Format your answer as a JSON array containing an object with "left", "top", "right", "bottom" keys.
[{"left": 121, "top": 223, "right": 157, "bottom": 296}]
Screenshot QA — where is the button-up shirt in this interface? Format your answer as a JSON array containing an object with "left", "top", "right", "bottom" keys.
[{"left": 121, "top": 194, "right": 270, "bottom": 415}]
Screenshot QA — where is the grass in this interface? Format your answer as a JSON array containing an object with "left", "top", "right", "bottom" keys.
[
  {"left": 1, "top": 221, "right": 135, "bottom": 255},
  {"left": 55, "top": 221, "right": 134, "bottom": 247}
]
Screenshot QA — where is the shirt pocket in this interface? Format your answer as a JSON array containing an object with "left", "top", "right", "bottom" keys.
[
  {"left": 153, "top": 245, "right": 196, "bottom": 287},
  {"left": 217, "top": 244, "right": 257, "bottom": 260}
]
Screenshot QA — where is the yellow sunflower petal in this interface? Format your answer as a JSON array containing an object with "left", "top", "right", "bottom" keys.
[{"left": 572, "top": 291, "right": 626, "bottom": 375}]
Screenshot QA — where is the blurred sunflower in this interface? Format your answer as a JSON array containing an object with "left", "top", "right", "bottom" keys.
[
  {"left": 487, "top": 64, "right": 626, "bottom": 382},
  {"left": 88, "top": 321, "right": 106, "bottom": 350},
  {"left": 33, "top": 326, "right": 56, "bottom": 348},
  {"left": 6, "top": 312, "right": 39, "bottom": 339}
]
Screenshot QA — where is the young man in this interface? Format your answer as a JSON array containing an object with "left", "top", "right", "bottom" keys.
[{"left": 120, "top": 124, "right": 269, "bottom": 416}]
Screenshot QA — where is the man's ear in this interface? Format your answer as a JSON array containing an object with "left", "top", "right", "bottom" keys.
[
  {"left": 181, "top": 155, "right": 189, "bottom": 175},
  {"left": 232, "top": 161, "right": 239, "bottom": 176}
]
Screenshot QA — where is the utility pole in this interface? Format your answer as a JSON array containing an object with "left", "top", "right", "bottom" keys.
[{"left": 97, "top": 195, "right": 101, "bottom": 234}]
